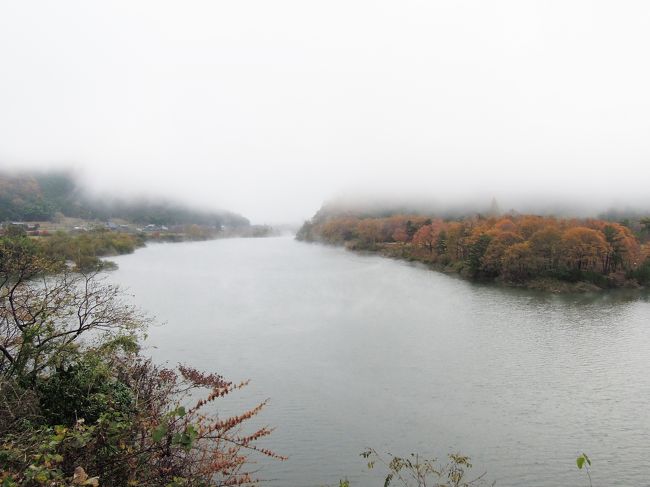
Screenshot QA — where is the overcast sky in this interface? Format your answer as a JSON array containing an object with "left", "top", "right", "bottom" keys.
[{"left": 1, "top": 1, "right": 649, "bottom": 223}]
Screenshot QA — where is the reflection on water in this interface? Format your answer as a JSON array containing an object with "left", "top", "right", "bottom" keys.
[{"left": 109, "top": 237, "right": 650, "bottom": 487}]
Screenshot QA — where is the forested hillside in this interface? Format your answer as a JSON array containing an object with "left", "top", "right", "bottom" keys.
[
  {"left": 0, "top": 170, "right": 249, "bottom": 227},
  {"left": 298, "top": 205, "right": 650, "bottom": 291}
]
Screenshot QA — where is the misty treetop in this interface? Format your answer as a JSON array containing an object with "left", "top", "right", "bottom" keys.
[
  {"left": 0, "top": 170, "right": 249, "bottom": 228},
  {"left": 297, "top": 211, "right": 650, "bottom": 291}
]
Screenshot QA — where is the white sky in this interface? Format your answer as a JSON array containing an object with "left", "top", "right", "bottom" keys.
[{"left": 1, "top": 1, "right": 649, "bottom": 224}]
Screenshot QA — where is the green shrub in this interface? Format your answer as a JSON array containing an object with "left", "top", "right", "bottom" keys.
[
  {"left": 36, "top": 355, "right": 133, "bottom": 427},
  {"left": 629, "top": 258, "right": 650, "bottom": 285}
]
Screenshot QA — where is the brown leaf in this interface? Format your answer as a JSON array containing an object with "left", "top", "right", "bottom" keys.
[{"left": 72, "top": 466, "right": 88, "bottom": 484}]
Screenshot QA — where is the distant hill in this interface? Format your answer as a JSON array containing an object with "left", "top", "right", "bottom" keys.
[
  {"left": 307, "top": 194, "right": 650, "bottom": 225},
  {"left": 0, "top": 170, "right": 250, "bottom": 228},
  {"left": 304, "top": 196, "right": 496, "bottom": 225}
]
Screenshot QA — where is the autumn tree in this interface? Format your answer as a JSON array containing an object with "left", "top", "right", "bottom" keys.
[
  {"left": 445, "top": 222, "right": 470, "bottom": 261},
  {"left": 502, "top": 242, "right": 536, "bottom": 281},
  {"left": 480, "top": 231, "right": 523, "bottom": 275},
  {"left": 529, "top": 226, "right": 563, "bottom": 271},
  {"left": 493, "top": 218, "right": 518, "bottom": 235},
  {"left": 561, "top": 227, "right": 609, "bottom": 272},
  {"left": 517, "top": 215, "right": 546, "bottom": 239},
  {"left": 320, "top": 217, "right": 359, "bottom": 243},
  {"left": 601, "top": 223, "right": 641, "bottom": 272},
  {"left": 379, "top": 216, "right": 409, "bottom": 243},
  {"left": 392, "top": 226, "right": 409, "bottom": 246},
  {"left": 356, "top": 219, "right": 382, "bottom": 248},
  {"left": 412, "top": 224, "right": 436, "bottom": 253},
  {"left": 412, "top": 220, "right": 443, "bottom": 254}
]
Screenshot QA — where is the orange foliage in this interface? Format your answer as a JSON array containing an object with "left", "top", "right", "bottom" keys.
[
  {"left": 481, "top": 231, "right": 523, "bottom": 274},
  {"left": 561, "top": 227, "right": 609, "bottom": 271},
  {"left": 529, "top": 226, "right": 563, "bottom": 270},
  {"left": 412, "top": 219, "right": 444, "bottom": 253},
  {"left": 304, "top": 212, "right": 647, "bottom": 284},
  {"left": 502, "top": 241, "right": 535, "bottom": 280},
  {"left": 392, "top": 226, "right": 409, "bottom": 245}
]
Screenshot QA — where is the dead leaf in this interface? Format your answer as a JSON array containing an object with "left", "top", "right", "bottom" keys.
[{"left": 72, "top": 467, "right": 88, "bottom": 485}]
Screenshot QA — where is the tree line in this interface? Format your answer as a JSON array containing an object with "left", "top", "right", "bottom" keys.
[
  {"left": 298, "top": 213, "right": 650, "bottom": 288},
  {"left": 0, "top": 170, "right": 250, "bottom": 228}
]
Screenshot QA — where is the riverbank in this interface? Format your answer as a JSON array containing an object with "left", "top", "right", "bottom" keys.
[
  {"left": 369, "top": 241, "right": 639, "bottom": 293},
  {"left": 96, "top": 226, "right": 278, "bottom": 269},
  {"left": 297, "top": 211, "right": 650, "bottom": 294},
  {"left": 4, "top": 223, "right": 277, "bottom": 272}
]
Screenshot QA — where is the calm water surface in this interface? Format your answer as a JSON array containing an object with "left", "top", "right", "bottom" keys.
[{"left": 109, "top": 237, "right": 650, "bottom": 487}]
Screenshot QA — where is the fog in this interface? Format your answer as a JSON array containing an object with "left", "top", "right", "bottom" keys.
[{"left": 1, "top": 1, "right": 649, "bottom": 224}]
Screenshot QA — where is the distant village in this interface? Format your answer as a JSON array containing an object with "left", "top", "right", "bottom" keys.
[{"left": 0, "top": 218, "right": 275, "bottom": 239}]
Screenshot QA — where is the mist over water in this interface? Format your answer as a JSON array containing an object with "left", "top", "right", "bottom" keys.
[{"left": 109, "top": 238, "right": 650, "bottom": 486}]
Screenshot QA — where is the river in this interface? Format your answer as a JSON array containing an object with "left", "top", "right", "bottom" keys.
[{"left": 108, "top": 236, "right": 650, "bottom": 486}]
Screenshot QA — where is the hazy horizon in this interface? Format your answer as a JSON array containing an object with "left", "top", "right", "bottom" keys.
[{"left": 2, "top": 1, "right": 650, "bottom": 224}]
